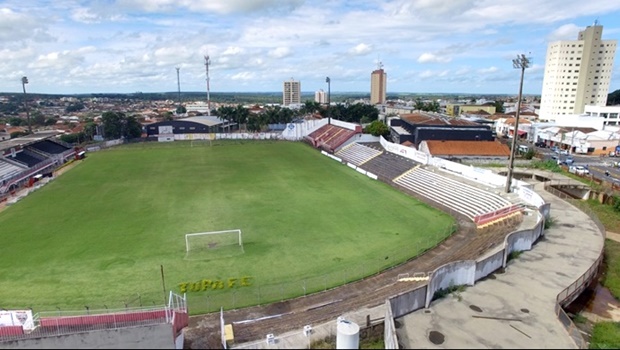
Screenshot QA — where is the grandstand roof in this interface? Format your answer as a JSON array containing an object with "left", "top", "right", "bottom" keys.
[
  {"left": 0, "top": 131, "right": 63, "bottom": 152},
  {"left": 423, "top": 140, "right": 510, "bottom": 157}
]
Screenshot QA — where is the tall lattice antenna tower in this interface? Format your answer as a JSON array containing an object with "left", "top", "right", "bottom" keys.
[{"left": 204, "top": 55, "right": 211, "bottom": 116}]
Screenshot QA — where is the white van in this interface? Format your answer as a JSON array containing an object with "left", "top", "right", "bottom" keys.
[{"left": 518, "top": 145, "right": 529, "bottom": 153}]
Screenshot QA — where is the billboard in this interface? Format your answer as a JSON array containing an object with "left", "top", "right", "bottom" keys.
[{"left": 0, "top": 310, "right": 35, "bottom": 330}]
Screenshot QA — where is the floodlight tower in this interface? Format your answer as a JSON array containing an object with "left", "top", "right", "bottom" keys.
[
  {"left": 176, "top": 67, "right": 181, "bottom": 107},
  {"left": 325, "top": 77, "right": 331, "bottom": 124},
  {"left": 205, "top": 55, "right": 211, "bottom": 116},
  {"left": 21, "top": 76, "right": 31, "bottom": 134},
  {"left": 505, "top": 54, "right": 531, "bottom": 193}
]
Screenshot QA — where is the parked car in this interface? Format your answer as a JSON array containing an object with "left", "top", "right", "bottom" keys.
[
  {"left": 559, "top": 149, "right": 569, "bottom": 155},
  {"left": 535, "top": 141, "right": 547, "bottom": 148},
  {"left": 563, "top": 156, "right": 574, "bottom": 165},
  {"left": 569, "top": 165, "right": 590, "bottom": 176},
  {"left": 551, "top": 146, "right": 560, "bottom": 153}
]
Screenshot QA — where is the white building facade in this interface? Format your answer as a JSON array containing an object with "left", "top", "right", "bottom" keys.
[
  {"left": 583, "top": 105, "right": 620, "bottom": 127},
  {"left": 283, "top": 78, "right": 301, "bottom": 106},
  {"left": 539, "top": 23, "right": 617, "bottom": 119},
  {"left": 314, "top": 89, "right": 326, "bottom": 104}
]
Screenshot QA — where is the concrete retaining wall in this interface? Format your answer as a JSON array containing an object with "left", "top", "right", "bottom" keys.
[
  {"left": 389, "top": 286, "right": 427, "bottom": 318},
  {"left": 475, "top": 249, "right": 504, "bottom": 281},
  {"left": 383, "top": 300, "right": 399, "bottom": 349},
  {"left": 425, "top": 261, "right": 476, "bottom": 308}
]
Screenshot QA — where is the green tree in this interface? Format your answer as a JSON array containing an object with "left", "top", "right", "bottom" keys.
[
  {"left": 83, "top": 122, "right": 98, "bottom": 141},
  {"left": 176, "top": 105, "right": 187, "bottom": 114},
  {"left": 65, "top": 102, "right": 85, "bottom": 113},
  {"left": 31, "top": 110, "right": 46, "bottom": 126},
  {"left": 8, "top": 117, "right": 24, "bottom": 126},
  {"left": 163, "top": 111, "right": 174, "bottom": 121},
  {"left": 125, "top": 115, "right": 143, "bottom": 139},
  {"left": 102, "top": 111, "right": 124, "bottom": 139},
  {"left": 494, "top": 101, "right": 505, "bottom": 114},
  {"left": 10, "top": 131, "right": 29, "bottom": 138},
  {"left": 44, "top": 117, "right": 57, "bottom": 126},
  {"left": 364, "top": 120, "right": 389, "bottom": 137},
  {"left": 234, "top": 104, "right": 249, "bottom": 131},
  {"left": 414, "top": 98, "right": 425, "bottom": 111}
]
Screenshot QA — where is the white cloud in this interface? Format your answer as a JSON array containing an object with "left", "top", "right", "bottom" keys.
[
  {"left": 230, "top": 71, "right": 256, "bottom": 80},
  {"left": 116, "top": 0, "right": 304, "bottom": 14},
  {"left": 547, "top": 23, "right": 581, "bottom": 41},
  {"left": 0, "top": 8, "right": 51, "bottom": 43},
  {"left": 349, "top": 43, "right": 372, "bottom": 56},
  {"left": 417, "top": 53, "right": 452, "bottom": 64},
  {"left": 269, "top": 47, "right": 292, "bottom": 59},
  {"left": 1, "top": 0, "right": 620, "bottom": 94},
  {"left": 478, "top": 66, "right": 499, "bottom": 74}
]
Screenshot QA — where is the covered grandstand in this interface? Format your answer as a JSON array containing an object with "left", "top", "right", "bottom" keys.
[{"left": 0, "top": 132, "right": 75, "bottom": 198}]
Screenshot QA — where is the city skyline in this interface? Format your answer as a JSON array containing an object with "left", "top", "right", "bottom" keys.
[{"left": 1, "top": 0, "right": 620, "bottom": 96}]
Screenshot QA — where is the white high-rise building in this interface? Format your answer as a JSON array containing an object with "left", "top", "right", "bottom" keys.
[
  {"left": 539, "top": 23, "right": 617, "bottom": 119},
  {"left": 315, "top": 89, "right": 326, "bottom": 104},
  {"left": 283, "top": 78, "right": 301, "bottom": 106}
]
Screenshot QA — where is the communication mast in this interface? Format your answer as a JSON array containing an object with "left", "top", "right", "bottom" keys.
[{"left": 204, "top": 55, "right": 211, "bottom": 116}]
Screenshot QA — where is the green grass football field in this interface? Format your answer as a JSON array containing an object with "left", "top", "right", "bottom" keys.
[{"left": 0, "top": 140, "right": 454, "bottom": 314}]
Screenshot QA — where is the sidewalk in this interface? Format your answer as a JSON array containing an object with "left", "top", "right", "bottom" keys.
[{"left": 395, "top": 179, "right": 605, "bottom": 349}]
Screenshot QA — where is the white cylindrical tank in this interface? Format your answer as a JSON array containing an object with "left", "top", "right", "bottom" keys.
[{"left": 336, "top": 318, "right": 360, "bottom": 349}]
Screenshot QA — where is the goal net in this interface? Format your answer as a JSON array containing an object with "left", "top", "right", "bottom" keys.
[{"left": 185, "top": 229, "right": 244, "bottom": 260}]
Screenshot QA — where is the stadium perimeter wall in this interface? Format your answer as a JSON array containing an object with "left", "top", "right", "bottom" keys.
[{"left": 0, "top": 323, "right": 175, "bottom": 349}]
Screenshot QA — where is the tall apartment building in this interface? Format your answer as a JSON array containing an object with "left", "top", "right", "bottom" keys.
[
  {"left": 283, "top": 78, "right": 301, "bottom": 106},
  {"left": 539, "top": 23, "right": 617, "bottom": 119},
  {"left": 315, "top": 89, "right": 327, "bottom": 104},
  {"left": 370, "top": 65, "right": 387, "bottom": 105}
]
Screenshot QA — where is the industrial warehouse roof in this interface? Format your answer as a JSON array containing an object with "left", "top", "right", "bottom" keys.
[
  {"left": 423, "top": 140, "right": 511, "bottom": 157},
  {"left": 179, "top": 116, "right": 225, "bottom": 127},
  {"left": 400, "top": 113, "right": 481, "bottom": 127}
]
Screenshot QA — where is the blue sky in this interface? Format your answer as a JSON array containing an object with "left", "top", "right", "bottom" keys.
[{"left": 1, "top": 0, "right": 620, "bottom": 96}]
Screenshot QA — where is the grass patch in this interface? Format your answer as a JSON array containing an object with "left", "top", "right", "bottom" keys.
[
  {"left": 584, "top": 200, "right": 620, "bottom": 235},
  {"left": 602, "top": 240, "right": 620, "bottom": 301},
  {"left": 544, "top": 216, "right": 555, "bottom": 229},
  {"left": 0, "top": 141, "right": 454, "bottom": 314},
  {"left": 572, "top": 312, "right": 588, "bottom": 324},
  {"left": 507, "top": 250, "right": 523, "bottom": 262},
  {"left": 432, "top": 284, "right": 466, "bottom": 301},
  {"left": 589, "top": 321, "right": 620, "bottom": 349}
]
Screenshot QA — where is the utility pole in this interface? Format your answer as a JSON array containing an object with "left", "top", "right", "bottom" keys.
[
  {"left": 21, "top": 76, "right": 31, "bottom": 134},
  {"left": 505, "top": 54, "right": 531, "bottom": 193},
  {"left": 205, "top": 55, "right": 211, "bottom": 116}
]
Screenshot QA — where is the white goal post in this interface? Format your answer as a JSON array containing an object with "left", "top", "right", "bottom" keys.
[{"left": 185, "top": 229, "right": 243, "bottom": 253}]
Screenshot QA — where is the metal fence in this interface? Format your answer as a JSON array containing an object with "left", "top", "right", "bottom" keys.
[{"left": 0, "top": 306, "right": 171, "bottom": 342}]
